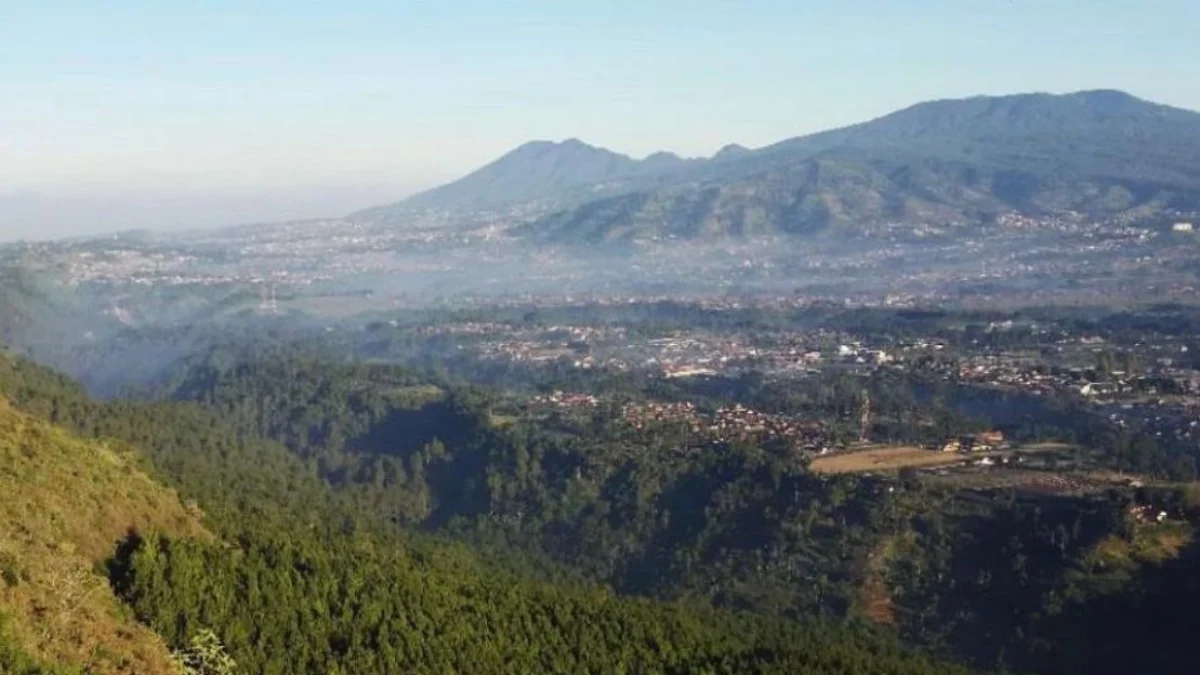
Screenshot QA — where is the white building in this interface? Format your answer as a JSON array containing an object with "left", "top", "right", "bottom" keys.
[{"left": 1173, "top": 222, "right": 1194, "bottom": 233}]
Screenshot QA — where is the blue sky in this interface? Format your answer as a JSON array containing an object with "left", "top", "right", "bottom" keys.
[{"left": 2, "top": 0, "right": 1198, "bottom": 237}]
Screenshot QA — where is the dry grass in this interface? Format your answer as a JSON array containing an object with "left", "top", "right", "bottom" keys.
[
  {"left": 1020, "top": 441, "right": 1077, "bottom": 453},
  {"left": 1091, "top": 522, "right": 1192, "bottom": 568},
  {"left": 1070, "top": 521, "right": 1193, "bottom": 595},
  {"left": 0, "top": 397, "right": 210, "bottom": 674},
  {"left": 810, "top": 445, "right": 966, "bottom": 474},
  {"left": 489, "top": 413, "right": 520, "bottom": 428}
]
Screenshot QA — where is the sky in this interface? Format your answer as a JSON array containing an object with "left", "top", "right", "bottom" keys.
[{"left": 2, "top": 0, "right": 1198, "bottom": 239}]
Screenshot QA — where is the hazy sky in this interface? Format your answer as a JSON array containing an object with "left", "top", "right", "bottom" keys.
[{"left": 2, "top": 0, "right": 1198, "bottom": 239}]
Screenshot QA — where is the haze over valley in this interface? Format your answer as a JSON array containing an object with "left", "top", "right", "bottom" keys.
[{"left": 6, "top": 3, "right": 1200, "bottom": 674}]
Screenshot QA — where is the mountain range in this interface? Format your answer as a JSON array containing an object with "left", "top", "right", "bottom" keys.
[{"left": 354, "top": 90, "right": 1200, "bottom": 242}]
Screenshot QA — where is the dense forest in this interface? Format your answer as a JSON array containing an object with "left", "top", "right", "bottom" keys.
[
  {"left": 0, "top": 352, "right": 970, "bottom": 674},
  {"left": 5, "top": 311, "right": 1200, "bottom": 673},
  {"left": 124, "top": 347, "right": 1200, "bottom": 673},
  {"left": 149, "top": 349, "right": 957, "bottom": 615},
  {"left": 111, "top": 532, "right": 951, "bottom": 675}
]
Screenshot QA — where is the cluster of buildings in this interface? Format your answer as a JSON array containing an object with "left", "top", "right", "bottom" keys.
[
  {"left": 620, "top": 401, "right": 699, "bottom": 431},
  {"left": 528, "top": 391, "right": 599, "bottom": 409},
  {"left": 481, "top": 341, "right": 579, "bottom": 365},
  {"left": 619, "top": 401, "right": 827, "bottom": 450},
  {"left": 417, "top": 321, "right": 516, "bottom": 337},
  {"left": 707, "top": 405, "right": 828, "bottom": 448},
  {"left": 915, "top": 348, "right": 1200, "bottom": 405},
  {"left": 462, "top": 324, "right": 906, "bottom": 382},
  {"left": 11, "top": 193, "right": 1196, "bottom": 313},
  {"left": 644, "top": 336, "right": 762, "bottom": 377},
  {"left": 904, "top": 341, "right": 1200, "bottom": 458},
  {"left": 936, "top": 431, "right": 1006, "bottom": 454},
  {"left": 950, "top": 357, "right": 1076, "bottom": 395},
  {"left": 62, "top": 248, "right": 227, "bottom": 286}
]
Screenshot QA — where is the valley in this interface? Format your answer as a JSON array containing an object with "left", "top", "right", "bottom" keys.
[{"left": 5, "top": 87, "right": 1200, "bottom": 674}]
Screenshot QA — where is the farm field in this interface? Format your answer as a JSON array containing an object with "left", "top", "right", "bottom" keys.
[{"left": 810, "top": 445, "right": 966, "bottom": 474}]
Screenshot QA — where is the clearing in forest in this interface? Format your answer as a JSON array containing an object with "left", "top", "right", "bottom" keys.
[{"left": 810, "top": 445, "right": 966, "bottom": 474}]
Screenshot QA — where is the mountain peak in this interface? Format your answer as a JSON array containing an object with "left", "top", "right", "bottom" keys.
[
  {"left": 714, "top": 143, "right": 750, "bottom": 159},
  {"left": 356, "top": 138, "right": 641, "bottom": 214},
  {"left": 642, "top": 150, "right": 687, "bottom": 170},
  {"left": 354, "top": 88, "right": 1200, "bottom": 224},
  {"left": 1064, "top": 88, "right": 1160, "bottom": 114},
  {"left": 645, "top": 150, "right": 682, "bottom": 161},
  {"left": 512, "top": 138, "right": 611, "bottom": 155},
  {"left": 1070, "top": 88, "right": 1136, "bottom": 100}
]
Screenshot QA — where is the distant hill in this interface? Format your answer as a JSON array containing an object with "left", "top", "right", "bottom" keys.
[
  {"left": 756, "top": 89, "right": 1200, "bottom": 185},
  {"left": 0, "top": 396, "right": 208, "bottom": 674},
  {"left": 353, "top": 139, "right": 693, "bottom": 218},
  {"left": 355, "top": 90, "right": 1200, "bottom": 242},
  {"left": 524, "top": 90, "right": 1200, "bottom": 243}
]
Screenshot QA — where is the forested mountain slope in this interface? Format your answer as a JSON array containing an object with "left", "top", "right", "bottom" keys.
[
  {"left": 9, "top": 341, "right": 1200, "bottom": 673},
  {"left": 147, "top": 347, "right": 1200, "bottom": 675},
  {"left": 0, "top": 353, "right": 971, "bottom": 674},
  {"left": 359, "top": 90, "right": 1200, "bottom": 241}
]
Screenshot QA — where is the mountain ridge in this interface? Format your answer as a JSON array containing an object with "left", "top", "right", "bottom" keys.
[{"left": 354, "top": 90, "right": 1200, "bottom": 241}]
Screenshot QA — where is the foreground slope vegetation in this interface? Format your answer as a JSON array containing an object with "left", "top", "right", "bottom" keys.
[
  {"left": 0, "top": 397, "right": 207, "bottom": 675},
  {"left": 0, "top": 353, "right": 970, "bottom": 674}
]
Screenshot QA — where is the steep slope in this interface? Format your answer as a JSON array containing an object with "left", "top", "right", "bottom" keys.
[{"left": 0, "top": 396, "right": 208, "bottom": 675}]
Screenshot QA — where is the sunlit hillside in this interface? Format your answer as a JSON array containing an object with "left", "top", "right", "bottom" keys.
[{"left": 0, "top": 397, "right": 208, "bottom": 674}]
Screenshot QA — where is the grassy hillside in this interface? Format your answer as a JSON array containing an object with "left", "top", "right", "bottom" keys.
[{"left": 0, "top": 396, "right": 208, "bottom": 675}]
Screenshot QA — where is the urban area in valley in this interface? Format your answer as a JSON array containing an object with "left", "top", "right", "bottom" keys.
[{"left": 6, "top": 87, "right": 1200, "bottom": 675}]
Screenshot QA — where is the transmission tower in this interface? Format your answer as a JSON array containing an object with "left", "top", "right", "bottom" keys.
[{"left": 258, "top": 281, "right": 279, "bottom": 313}]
